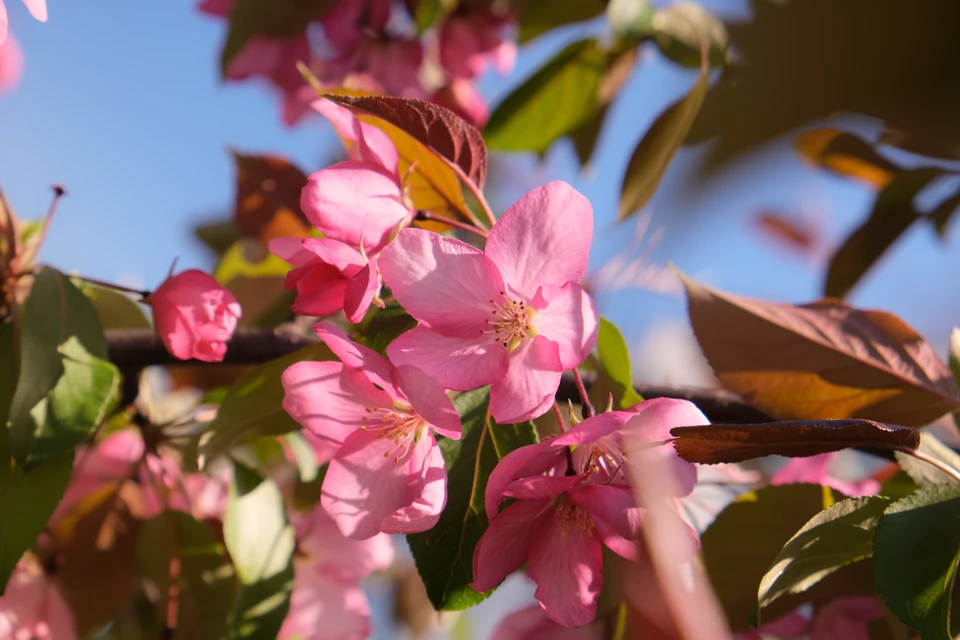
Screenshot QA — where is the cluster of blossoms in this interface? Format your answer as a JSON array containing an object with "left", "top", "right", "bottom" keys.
[
  {"left": 0, "top": 0, "right": 46, "bottom": 94},
  {"left": 198, "top": 0, "right": 515, "bottom": 126}
]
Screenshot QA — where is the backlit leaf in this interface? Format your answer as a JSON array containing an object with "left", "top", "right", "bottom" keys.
[
  {"left": 517, "top": 0, "right": 607, "bottom": 43},
  {"left": 651, "top": 1, "right": 728, "bottom": 68},
  {"left": 81, "top": 285, "right": 151, "bottom": 330},
  {"left": 231, "top": 152, "right": 312, "bottom": 244},
  {"left": 592, "top": 317, "right": 642, "bottom": 409},
  {"left": 215, "top": 238, "right": 292, "bottom": 328},
  {"left": 683, "top": 275, "right": 960, "bottom": 426},
  {"left": 894, "top": 432, "right": 960, "bottom": 487},
  {"left": 795, "top": 129, "right": 900, "bottom": 190}
]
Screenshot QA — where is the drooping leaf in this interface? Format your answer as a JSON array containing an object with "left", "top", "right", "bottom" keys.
[
  {"left": 700, "top": 484, "right": 847, "bottom": 631},
  {"left": 670, "top": 419, "right": 920, "bottom": 465},
  {"left": 619, "top": 49, "right": 708, "bottom": 218},
  {"left": 215, "top": 238, "right": 292, "bottom": 328},
  {"left": 682, "top": 275, "right": 960, "bottom": 426},
  {"left": 825, "top": 168, "right": 943, "bottom": 299},
  {"left": 231, "top": 152, "right": 312, "bottom": 244},
  {"left": 201, "top": 343, "right": 333, "bottom": 458},
  {"left": 651, "top": 1, "right": 728, "bottom": 68},
  {"left": 485, "top": 39, "right": 606, "bottom": 154},
  {"left": 756, "top": 496, "right": 891, "bottom": 622},
  {"left": 930, "top": 185, "right": 960, "bottom": 239},
  {"left": 9, "top": 267, "right": 121, "bottom": 468},
  {"left": 139, "top": 511, "right": 237, "bottom": 640},
  {"left": 874, "top": 484, "right": 960, "bottom": 640},
  {"left": 894, "top": 432, "right": 960, "bottom": 487},
  {"left": 406, "top": 387, "right": 538, "bottom": 610},
  {"left": 327, "top": 95, "right": 488, "bottom": 189},
  {"left": 81, "top": 284, "right": 151, "bottom": 330},
  {"left": 794, "top": 129, "right": 900, "bottom": 190},
  {"left": 225, "top": 463, "right": 295, "bottom": 639},
  {"left": 517, "top": 0, "right": 607, "bottom": 43},
  {"left": 591, "top": 318, "right": 642, "bottom": 410}
]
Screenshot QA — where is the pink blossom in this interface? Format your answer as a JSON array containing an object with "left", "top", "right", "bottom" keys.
[
  {"left": 439, "top": 11, "right": 516, "bottom": 80},
  {"left": 736, "top": 596, "right": 885, "bottom": 640},
  {"left": 431, "top": 79, "right": 489, "bottom": 127},
  {"left": 0, "top": 559, "right": 75, "bottom": 640},
  {"left": 319, "top": 0, "right": 391, "bottom": 55},
  {"left": 472, "top": 399, "right": 704, "bottom": 627},
  {"left": 281, "top": 322, "right": 461, "bottom": 539},
  {"left": 295, "top": 504, "right": 395, "bottom": 582},
  {"left": 0, "top": 31, "right": 22, "bottom": 95},
  {"left": 321, "top": 36, "right": 426, "bottom": 100},
  {"left": 491, "top": 604, "right": 601, "bottom": 640},
  {"left": 771, "top": 452, "right": 880, "bottom": 497},
  {"left": 148, "top": 269, "right": 241, "bottom": 363},
  {"left": 0, "top": 0, "right": 46, "bottom": 47},
  {"left": 278, "top": 562, "right": 373, "bottom": 640},
  {"left": 378, "top": 181, "right": 599, "bottom": 423}
]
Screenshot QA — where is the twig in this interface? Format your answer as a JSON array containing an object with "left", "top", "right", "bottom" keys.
[
  {"left": 892, "top": 445, "right": 960, "bottom": 484},
  {"left": 72, "top": 274, "right": 152, "bottom": 300},
  {"left": 414, "top": 210, "right": 488, "bottom": 238},
  {"left": 573, "top": 368, "right": 596, "bottom": 419}
]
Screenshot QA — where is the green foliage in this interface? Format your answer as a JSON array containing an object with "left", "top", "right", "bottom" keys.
[
  {"left": 201, "top": 343, "right": 333, "bottom": 457},
  {"left": 591, "top": 317, "right": 643, "bottom": 410},
  {"left": 216, "top": 238, "right": 294, "bottom": 328},
  {"left": 139, "top": 511, "right": 237, "bottom": 640},
  {"left": 516, "top": 0, "right": 607, "bottom": 44},
  {"left": 283, "top": 431, "right": 319, "bottom": 483},
  {"left": 406, "top": 387, "right": 538, "bottom": 611},
  {"left": 485, "top": 39, "right": 606, "bottom": 154},
  {"left": 80, "top": 284, "right": 151, "bottom": 330},
  {"left": 9, "top": 267, "right": 120, "bottom": 468},
  {"left": 757, "top": 496, "right": 890, "bottom": 622},
  {"left": 362, "top": 302, "right": 417, "bottom": 356},
  {"left": 651, "top": 2, "right": 728, "bottom": 68},
  {"left": 224, "top": 463, "right": 295, "bottom": 640},
  {"left": 894, "top": 432, "right": 960, "bottom": 487},
  {"left": 606, "top": 0, "right": 654, "bottom": 40},
  {"left": 874, "top": 484, "right": 960, "bottom": 640}
]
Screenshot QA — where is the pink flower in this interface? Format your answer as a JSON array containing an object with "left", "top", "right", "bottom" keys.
[
  {"left": 295, "top": 504, "right": 395, "bottom": 582},
  {"left": 319, "top": 0, "right": 391, "bottom": 55},
  {"left": 378, "top": 181, "right": 599, "bottom": 423},
  {"left": 431, "top": 79, "right": 489, "bottom": 127},
  {"left": 771, "top": 452, "right": 880, "bottom": 497},
  {"left": 281, "top": 322, "right": 461, "bottom": 539},
  {"left": 0, "top": 0, "right": 46, "bottom": 47},
  {"left": 439, "top": 11, "right": 516, "bottom": 80},
  {"left": 322, "top": 36, "right": 426, "bottom": 100},
  {"left": 736, "top": 596, "right": 885, "bottom": 640},
  {"left": 0, "top": 30, "right": 22, "bottom": 95},
  {"left": 148, "top": 269, "right": 241, "bottom": 363},
  {"left": 472, "top": 399, "right": 704, "bottom": 627},
  {"left": 492, "top": 605, "right": 601, "bottom": 640},
  {"left": 0, "top": 559, "right": 75, "bottom": 640}
]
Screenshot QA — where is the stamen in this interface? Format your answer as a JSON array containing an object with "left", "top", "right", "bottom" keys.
[
  {"left": 481, "top": 296, "right": 538, "bottom": 351},
  {"left": 556, "top": 499, "right": 595, "bottom": 540},
  {"left": 362, "top": 405, "right": 427, "bottom": 464}
]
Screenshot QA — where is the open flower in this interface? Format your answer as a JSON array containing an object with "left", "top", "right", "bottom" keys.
[
  {"left": 0, "top": 558, "right": 75, "bottom": 640},
  {"left": 439, "top": 9, "right": 516, "bottom": 80},
  {"left": 378, "top": 181, "right": 599, "bottom": 423},
  {"left": 281, "top": 322, "right": 461, "bottom": 539},
  {"left": 148, "top": 269, "right": 241, "bottom": 363},
  {"left": 472, "top": 399, "right": 705, "bottom": 627}
]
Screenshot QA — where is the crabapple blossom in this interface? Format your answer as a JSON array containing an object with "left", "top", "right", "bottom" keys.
[
  {"left": 431, "top": 79, "right": 489, "bottom": 127},
  {"left": 0, "top": 558, "right": 75, "bottom": 640},
  {"left": 736, "top": 596, "right": 886, "bottom": 640},
  {"left": 0, "top": 31, "right": 22, "bottom": 94},
  {"left": 379, "top": 181, "right": 599, "bottom": 423},
  {"left": 438, "top": 9, "right": 516, "bottom": 80},
  {"left": 148, "top": 269, "right": 241, "bottom": 363},
  {"left": 281, "top": 322, "right": 461, "bottom": 539},
  {"left": 472, "top": 398, "right": 705, "bottom": 627},
  {"left": 491, "top": 604, "right": 601, "bottom": 640},
  {"left": 0, "top": 0, "right": 46, "bottom": 47},
  {"left": 772, "top": 452, "right": 880, "bottom": 497}
]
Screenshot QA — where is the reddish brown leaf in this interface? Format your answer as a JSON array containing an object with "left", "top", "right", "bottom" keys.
[
  {"left": 752, "top": 210, "right": 819, "bottom": 255},
  {"left": 232, "top": 152, "right": 312, "bottom": 243},
  {"left": 683, "top": 276, "right": 960, "bottom": 426},
  {"left": 326, "top": 95, "right": 488, "bottom": 189},
  {"left": 670, "top": 419, "right": 920, "bottom": 465},
  {"left": 794, "top": 129, "right": 900, "bottom": 190}
]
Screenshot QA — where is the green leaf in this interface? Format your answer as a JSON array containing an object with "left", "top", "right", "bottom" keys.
[
  {"left": 201, "top": 343, "right": 333, "bottom": 457},
  {"left": 361, "top": 302, "right": 417, "bottom": 356},
  {"left": 415, "top": 0, "right": 443, "bottom": 32},
  {"left": 485, "top": 39, "right": 606, "bottom": 154},
  {"left": 283, "top": 431, "right": 319, "bottom": 483},
  {"left": 225, "top": 463, "right": 295, "bottom": 640},
  {"left": 700, "top": 484, "right": 846, "bottom": 631},
  {"left": 874, "top": 484, "right": 960, "bottom": 640},
  {"left": 216, "top": 238, "right": 294, "bottom": 328},
  {"left": 9, "top": 267, "right": 120, "bottom": 468},
  {"left": 651, "top": 2, "right": 728, "bottom": 68},
  {"left": 139, "top": 511, "right": 237, "bottom": 640},
  {"left": 880, "top": 469, "right": 918, "bottom": 502},
  {"left": 517, "top": 0, "right": 606, "bottom": 43},
  {"left": 594, "top": 318, "right": 642, "bottom": 409},
  {"left": 607, "top": 0, "right": 654, "bottom": 40},
  {"left": 894, "top": 432, "right": 960, "bottom": 487},
  {"left": 757, "top": 495, "right": 891, "bottom": 622},
  {"left": 80, "top": 284, "right": 151, "bottom": 330},
  {"left": 406, "top": 387, "right": 538, "bottom": 611},
  {"left": 619, "top": 60, "right": 708, "bottom": 219}
]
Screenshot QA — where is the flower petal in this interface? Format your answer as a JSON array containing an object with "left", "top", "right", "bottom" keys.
[
  {"left": 310, "top": 97, "right": 399, "bottom": 172},
  {"left": 568, "top": 484, "right": 641, "bottom": 560},
  {"left": 313, "top": 322, "right": 396, "bottom": 394},
  {"left": 344, "top": 261, "right": 380, "bottom": 324},
  {"left": 549, "top": 409, "right": 637, "bottom": 447},
  {"left": 296, "top": 507, "right": 396, "bottom": 581},
  {"left": 484, "top": 441, "right": 567, "bottom": 518},
  {"left": 485, "top": 182, "right": 593, "bottom": 299},
  {"left": 300, "top": 161, "right": 409, "bottom": 254},
  {"left": 378, "top": 228, "right": 506, "bottom": 337},
  {"left": 379, "top": 436, "right": 448, "bottom": 533},
  {"left": 392, "top": 365, "right": 462, "bottom": 440},
  {"left": 269, "top": 237, "right": 315, "bottom": 267},
  {"left": 280, "top": 561, "right": 372, "bottom": 640},
  {"left": 322, "top": 429, "right": 444, "bottom": 539},
  {"left": 22, "top": 0, "right": 47, "bottom": 22},
  {"left": 489, "top": 336, "right": 563, "bottom": 423},
  {"left": 0, "top": 4, "right": 8, "bottom": 47},
  {"left": 622, "top": 398, "right": 705, "bottom": 497},
  {"left": 300, "top": 237, "right": 367, "bottom": 274},
  {"left": 281, "top": 360, "right": 392, "bottom": 448},
  {"left": 290, "top": 278, "right": 349, "bottom": 318},
  {"left": 470, "top": 498, "right": 551, "bottom": 593},
  {"left": 528, "top": 505, "right": 603, "bottom": 628},
  {"left": 502, "top": 474, "right": 586, "bottom": 500},
  {"left": 531, "top": 282, "right": 599, "bottom": 369},
  {"left": 387, "top": 326, "right": 509, "bottom": 391}
]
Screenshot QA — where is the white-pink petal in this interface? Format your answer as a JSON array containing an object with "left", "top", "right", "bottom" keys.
[
  {"left": 313, "top": 322, "right": 396, "bottom": 395},
  {"left": 310, "top": 98, "right": 399, "bottom": 172},
  {"left": 532, "top": 282, "right": 599, "bottom": 369},
  {"left": 387, "top": 326, "right": 509, "bottom": 391},
  {"left": 489, "top": 336, "right": 563, "bottom": 423},
  {"left": 279, "top": 560, "right": 372, "bottom": 640},
  {"left": 471, "top": 498, "right": 551, "bottom": 593},
  {"left": 392, "top": 365, "right": 462, "bottom": 440},
  {"left": 568, "top": 484, "right": 642, "bottom": 561}
]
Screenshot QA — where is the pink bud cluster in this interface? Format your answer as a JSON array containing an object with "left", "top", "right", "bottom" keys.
[{"left": 198, "top": 0, "right": 516, "bottom": 127}]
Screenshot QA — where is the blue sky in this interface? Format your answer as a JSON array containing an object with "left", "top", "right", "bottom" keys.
[{"left": 3, "top": 0, "right": 960, "bottom": 380}]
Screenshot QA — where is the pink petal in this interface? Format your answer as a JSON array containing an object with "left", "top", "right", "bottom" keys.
[
  {"left": 528, "top": 505, "right": 604, "bottom": 628},
  {"left": 0, "top": 561, "right": 77, "bottom": 640},
  {"left": 296, "top": 506, "right": 395, "bottom": 581},
  {"left": 549, "top": 409, "right": 638, "bottom": 447},
  {"left": 378, "top": 228, "right": 507, "bottom": 337},
  {"left": 491, "top": 605, "right": 598, "bottom": 640},
  {"left": 772, "top": 453, "right": 834, "bottom": 485},
  {"left": 502, "top": 474, "right": 585, "bottom": 500},
  {"left": 269, "top": 237, "right": 315, "bottom": 266},
  {"left": 387, "top": 326, "right": 509, "bottom": 391},
  {"left": 22, "top": 0, "right": 46, "bottom": 22},
  {"left": 484, "top": 441, "right": 566, "bottom": 518},
  {"left": 313, "top": 322, "right": 396, "bottom": 394},
  {"left": 279, "top": 560, "right": 372, "bottom": 640},
  {"left": 300, "top": 238, "right": 367, "bottom": 274},
  {"left": 0, "top": 31, "right": 23, "bottom": 94},
  {"left": 485, "top": 182, "right": 594, "bottom": 300},
  {"left": 344, "top": 260, "right": 381, "bottom": 324},
  {"left": 281, "top": 360, "right": 393, "bottom": 448},
  {"left": 568, "top": 484, "right": 641, "bottom": 560},
  {"left": 812, "top": 596, "right": 885, "bottom": 640},
  {"left": 471, "top": 498, "right": 551, "bottom": 593},
  {"left": 379, "top": 437, "right": 448, "bottom": 534},
  {"left": 0, "top": 4, "right": 8, "bottom": 46},
  {"left": 226, "top": 36, "right": 283, "bottom": 80},
  {"left": 392, "top": 365, "right": 461, "bottom": 440},
  {"left": 489, "top": 336, "right": 563, "bottom": 423},
  {"left": 300, "top": 161, "right": 409, "bottom": 254},
  {"left": 531, "top": 282, "right": 599, "bottom": 369},
  {"left": 741, "top": 611, "right": 810, "bottom": 639},
  {"left": 623, "top": 398, "right": 706, "bottom": 497},
  {"left": 290, "top": 277, "right": 350, "bottom": 318},
  {"left": 310, "top": 97, "right": 399, "bottom": 171},
  {"left": 322, "top": 429, "right": 446, "bottom": 539}
]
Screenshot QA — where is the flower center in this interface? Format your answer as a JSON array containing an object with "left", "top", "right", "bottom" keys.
[
  {"left": 482, "top": 291, "right": 538, "bottom": 351},
  {"left": 572, "top": 437, "right": 628, "bottom": 483},
  {"left": 556, "top": 498, "right": 595, "bottom": 540},
  {"left": 361, "top": 404, "right": 426, "bottom": 463}
]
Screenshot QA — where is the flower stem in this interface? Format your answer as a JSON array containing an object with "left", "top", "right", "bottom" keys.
[
  {"left": 439, "top": 156, "right": 497, "bottom": 228},
  {"left": 414, "top": 210, "right": 488, "bottom": 238},
  {"left": 73, "top": 274, "right": 152, "bottom": 300},
  {"left": 552, "top": 401, "right": 567, "bottom": 433},
  {"left": 572, "top": 368, "right": 595, "bottom": 418},
  {"left": 892, "top": 445, "right": 960, "bottom": 484}
]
